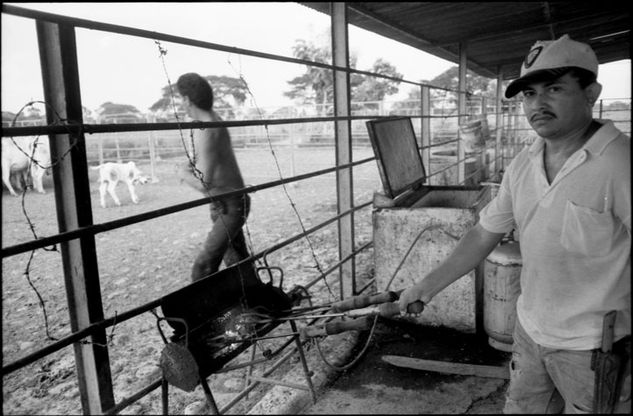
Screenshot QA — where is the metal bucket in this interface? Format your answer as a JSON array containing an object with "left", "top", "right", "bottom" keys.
[
  {"left": 459, "top": 120, "right": 485, "bottom": 152},
  {"left": 484, "top": 242, "right": 522, "bottom": 352}
]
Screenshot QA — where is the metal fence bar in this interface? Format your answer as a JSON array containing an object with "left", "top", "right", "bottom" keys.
[
  {"left": 1, "top": 3, "right": 548, "bottom": 414},
  {"left": 2, "top": 157, "right": 376, "bottom": 257}
]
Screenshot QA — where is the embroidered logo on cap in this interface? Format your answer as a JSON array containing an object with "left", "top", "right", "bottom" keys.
[{"left": 524, "top": 46, "right": 543, "bottom": 69}]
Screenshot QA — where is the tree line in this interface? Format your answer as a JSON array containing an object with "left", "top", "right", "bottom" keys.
[{"left": 3, "top": 38, "right": 629, "bottom": 125}]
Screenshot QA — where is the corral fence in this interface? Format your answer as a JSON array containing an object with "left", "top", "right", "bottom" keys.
[{"left": 1, "top": 3, "right": 631, "bottom": 415}]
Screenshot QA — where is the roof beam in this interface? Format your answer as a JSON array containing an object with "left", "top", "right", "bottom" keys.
[
  {"left": 435, "top": 10, "right": 626, "bottom": 47},
  {"left": 542, "top": 2, "right": 556, "bottom": 39}
]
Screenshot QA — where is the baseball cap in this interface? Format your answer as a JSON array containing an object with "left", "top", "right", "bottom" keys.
[{"left": 505, "top": 34, "right": 598, "bottom": 98}]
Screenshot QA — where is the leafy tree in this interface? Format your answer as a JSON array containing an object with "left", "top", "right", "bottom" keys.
[
  {"left": 352, "top": 59, "right": 402, "bottom": 113},
  {"left": 96, "top": 102, "right": 143, "bottom": 123},
  {"left": 150, "top": 75, "right": 249, "bottom": 115},
  {"left": 284, "top": 39, "right": 339, "bottom": 113},
  {"left": 353, "top": 59, "right": 402, "bottom": 102},
  {"left": 390, "top": 66, "right": 497, "bottom": 115},
  {"left": 603, "top": 100, "right": 630, "bottom": 111},
  {"left": 285, "top": 39, "right": 401, "bottom": 115},
  {"left": 97, "top": 102, "right": 141, "bottom": 115}
]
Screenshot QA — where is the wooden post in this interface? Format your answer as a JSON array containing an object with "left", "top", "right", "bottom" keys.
[
  {"left": 98, "top": 136, "right": 104, "bottom": 166},
  {"left": 36, "top": 21, "right": 114, "bottom": 414},
  {"left": 331, "top": 2, "right": 355, "bottom": 299},
  {"left": 147, "top": 114, "right": 158, "bottom": 183},
  {"left": 114, "top": 135, "right": 121, "bottom": 163}
]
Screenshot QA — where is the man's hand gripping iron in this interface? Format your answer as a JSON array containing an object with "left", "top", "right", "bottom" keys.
[{"left": 300, "top": 290, "right": 424, "bottom": 340}]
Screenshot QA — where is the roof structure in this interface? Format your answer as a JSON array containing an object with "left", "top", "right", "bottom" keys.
[{"left": 300, "top": 2, "right": 631, "bottom": 80}]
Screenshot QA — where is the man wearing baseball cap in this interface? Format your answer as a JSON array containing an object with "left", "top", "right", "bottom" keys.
[{"left": 399, "top": 34, "right": 630, "bottom": 413}]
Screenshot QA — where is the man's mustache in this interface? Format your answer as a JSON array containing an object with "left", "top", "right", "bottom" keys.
[{"left": 530, "top": 111, "right": 555, "bottom": 121}]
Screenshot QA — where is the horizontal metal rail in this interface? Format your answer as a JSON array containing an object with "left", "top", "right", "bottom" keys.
[
  {"left": 103, "top": 379, "right": 162, "bottom": 415},
  {"left": 1, "top": 201, "right": 372, "bottom": 376},
  {"left": 1, "top": 111, "right": 482, "bottom": 138},
  {"left": 1, "top": 4, "right": 464, "bottom": 94},
  {"left": 2, "top": 156, "right": 375, "bottom": 257},
  {"left": 0, "top": 4, "right": 510, "bottom": 413},
  {"left": 1, "top": 298, "right": 161, "bottom": 375},
  {"left": 302, "top": 239, "right": 374, "bottom": 291},
  {"left": 104, "top": 317, "right": 307, "bottom": 415}
]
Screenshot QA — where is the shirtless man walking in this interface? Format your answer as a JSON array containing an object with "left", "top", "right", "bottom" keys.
[{"left": 176, "top": 72, "right": 253, "bottom": 282}]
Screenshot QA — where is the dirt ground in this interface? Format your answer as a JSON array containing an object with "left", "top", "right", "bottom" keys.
[
  {"left": 301, "top": 319, "right": 510, "bottom": 414},
  {"left": 1, "top": 146, "right": 379, "bottom": 415}
]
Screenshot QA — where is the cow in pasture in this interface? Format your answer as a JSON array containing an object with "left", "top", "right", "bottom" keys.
[
  {"left": 1, "top": 136, "right": 51, "bottom": 196},
  {"left": 91, "top": 161, "right": 150, "bottom": 208}
]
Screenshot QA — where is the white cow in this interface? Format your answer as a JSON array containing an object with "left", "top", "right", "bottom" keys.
[
  {"left": 1, "top": 136, "right": 51, "bottom": 196},
  {"left": 90, "top": 161, "right": 150, "bottom": 208}
]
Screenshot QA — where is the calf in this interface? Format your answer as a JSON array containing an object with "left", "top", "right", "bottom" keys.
[
  {"left": 91, "top": 161, "right": 150, "bottom": 208},
  {"left": 1, "top": 136, "right": 51, "bottom": 196}
]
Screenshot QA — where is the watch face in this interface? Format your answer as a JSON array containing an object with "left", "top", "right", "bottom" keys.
[{"left": 524, "top": 46, "right": 543, "bottom": 69}]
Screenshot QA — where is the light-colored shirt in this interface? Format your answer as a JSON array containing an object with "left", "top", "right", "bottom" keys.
[{"left": 479, "top": 120, "right": 631, "bottom": 350}]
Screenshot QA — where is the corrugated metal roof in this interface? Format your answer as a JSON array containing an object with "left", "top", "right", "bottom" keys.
[{"left": 300, "top": 2, "right": 631, "bottom": 80}]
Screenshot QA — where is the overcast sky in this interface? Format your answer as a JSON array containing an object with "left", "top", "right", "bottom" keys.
[{"left": 2, "top": 2, "right": 630, "bottom": 114}]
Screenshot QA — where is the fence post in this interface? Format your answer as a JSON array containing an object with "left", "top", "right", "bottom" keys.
[
  {"left": 114, "top": 133, "right": 122, "bottom": 162},
  {"left": 98, "top": 135, "right": 104, "bottom": 166},
  {"left": 147, "top": 132, "right": 158, "bottom": 183},
  {"left": 331, "top": 2, "right": 355, "bottom": 299},
  {"left": 420, "top": 85, "right": 432, "bottom": 184},
  {"left": 147, "top": 113, "right": 159, "bottom": 183},
  {"left": 36, "top": 20, "right": 114, "bottom": 414},
  {"left": 599, "top": 99, "right": 603, "bottom": 119},
  {"left": 457, "top": 41, "right": 467, "bottom": 185},
  {"left": 289, "top": 123, "right": 297, "bottom": 187},
  {"left": 479, "top": 97, "right": 488, "bottom": 182},
  {"left": 495, "top": 69, "right": 504, "bottom": 174}
]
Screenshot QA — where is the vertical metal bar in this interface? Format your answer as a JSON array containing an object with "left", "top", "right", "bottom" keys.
[
  {"left": 495, "top": 69, "right": 504, "bottom": 173},
  {"left": 457, "top": 42, "right": 467, "bottom": 184},
  {"left": 200, "top": 376, "right": 220, "bottom": 415},
  {"left": 420, "top": 86, "right": 431, "bottom": 184},
  {"left": 480, "top": 97, "right": 488, "bottom": 182},
  {"left": 289, "top": 321, "right": 317, "bottom": 403},
  {"left": 36, "top": 21, "right": 114, "bottom": 414},
  {"left": 599, "top": 98, "right": 603, "bottom": 119},
  {"left": 148, "top": 130, "right": 157, "bottom": 182},
  {"left": 98, "top": 136, "right": 104, "bottom": 165},
  {"left": 513, "top": 101, "right": 520, "bottom": 157},
  {"left": 505, "top": 102, "right": 513, "bottom": 166},
  {"left": 242, "top": 344, "right": 257, "bottom": 397},
  {"left": 331, "top": 2, "right": 355, "bottom": 299},
  {"left": 161, "top": 378, "right": 169, "bottom": 415}
]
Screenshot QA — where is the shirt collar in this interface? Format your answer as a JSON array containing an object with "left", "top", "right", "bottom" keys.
[{"left": 527, "top": 119, "right": 620, "bottom": 160}]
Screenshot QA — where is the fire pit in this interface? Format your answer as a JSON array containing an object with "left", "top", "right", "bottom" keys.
[{"left": 157, "top": 261, "right": 310, "bottom": 414}]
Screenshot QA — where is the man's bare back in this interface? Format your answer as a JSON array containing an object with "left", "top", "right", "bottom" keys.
[
  {"left": 182, "top": 111, "right": 244, "bottom": 196},
  {"left": 176, "top": 72, "right": 254, "bottom": 282}
]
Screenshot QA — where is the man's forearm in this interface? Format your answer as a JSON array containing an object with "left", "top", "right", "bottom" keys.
[{"left": 417, "top": 224, "right": 504, "bottom": 302}]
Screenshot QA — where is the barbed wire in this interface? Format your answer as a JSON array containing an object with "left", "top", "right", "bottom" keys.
[
  {"left": 5, "top": 100, "right": 86, "bottom": 342},
  {"left": 154, "top": 41, "right": 273, "bottom": 353},
  {"left": 227, "top": 55, "right": 337, "bottom": 302}
]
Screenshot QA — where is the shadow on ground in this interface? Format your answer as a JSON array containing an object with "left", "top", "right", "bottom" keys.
[{"left": 302, "top": 318, "right": 511, "bottom": 414}]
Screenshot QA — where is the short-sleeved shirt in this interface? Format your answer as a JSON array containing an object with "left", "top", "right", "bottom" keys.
[{"left": 479, "top": 120, "right": 631, "bottom": 350}]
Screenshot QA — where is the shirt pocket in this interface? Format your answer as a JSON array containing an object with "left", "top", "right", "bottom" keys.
[{"left": 560, "top": 200, "right": 616, "bottom": 257}]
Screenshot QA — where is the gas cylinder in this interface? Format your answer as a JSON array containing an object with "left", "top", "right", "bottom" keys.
[{"left": 483, "top": 241, "right": 522, "bottom": 352}]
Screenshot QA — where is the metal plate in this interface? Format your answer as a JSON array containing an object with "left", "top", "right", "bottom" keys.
[
  {"left": 366, "top": 117, "right": 426, "bottom": 199},
  {"left": 159, "top": 262, "right": 295, "bottom": 375}
]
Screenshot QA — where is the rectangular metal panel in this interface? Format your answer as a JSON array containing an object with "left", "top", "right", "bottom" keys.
[{"left": 366, "top": 117, "right": 426, "bottom": 199}]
